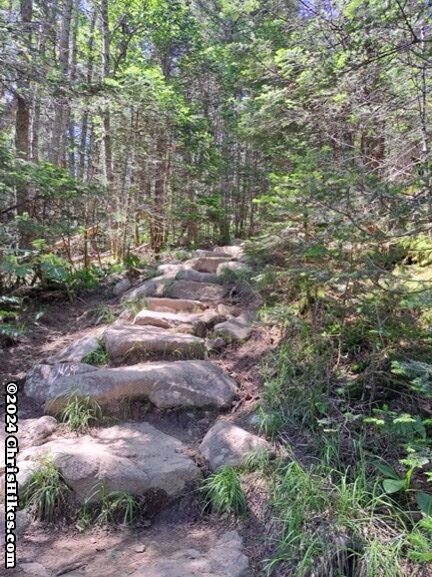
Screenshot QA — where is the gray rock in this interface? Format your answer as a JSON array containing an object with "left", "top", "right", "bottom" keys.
[
  {"left": 123, "top": 276, "right": 170, "bottom": 302},
  {"left": 25, "top": 415, "right": 58, "bottom": 445},
  {"left": 213, "top": 315, "right": 253, "bottom": 342},
  {"left": 18, "top": 422, "right": 201, "bottom": 503},
  {"left": 189, "top": 257, "right": 232, "bottom": 274},
  {"left": 214, "top": 246, "right": 244, "bottom": 260},
  {"left": 113, "top": 277, "right": 132, "bottom": 297},
  {"left": 145, "top": 297, "right": 208, "bottom": 314},
  {"left": 25, "top": 362, "right": 98, "bottom": 404},
  {"left": 0, "top": 507, "right": 31, "bottom": 541},
  {"left": 134, "top": 310, "right": 202, "bottom": 330},
  {"left": 103, "top": 324, "right": 206, "bottom": 361},
  {"left": 129, "top": 531, "right": 249, "bottom": 577},
  {"left": 207, "top": 337, "right": 227, "bottom": 353},
  {"left": 217, "top": 262, "right": 250, "bottom": 276},
  {"left": 165, "top": 281, "right": 226, "bottom": 303},
  {"left": 176, "top": 269, "right": 220, "bottom": 284},
  {"left": 157, "top": 263, "right": 185, "bottom": 277},
  {"left": 54, "top": 332, "right": 102, "bottom": 363},
  {"left": 24, "top": 361, "right": 237, "bottom": 413},
  {"left": 200, "top": 421, "right": 269, "bottom": 470}
]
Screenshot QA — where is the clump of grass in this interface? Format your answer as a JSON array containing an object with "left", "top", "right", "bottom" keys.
[
  {"left": 21, "top": 457, "right": 70, "bottom": 522},
  {"left": 78, "top": 482, "right": 144, "bottom": 528},
  {"left": 92, "top": 304, "right": 115, "bottom": 325},
  {"left": 59, "top": 391, "right": 103, "bottom": 432},
  {"left": 201, "top": 466, "right": 247, "bottom": 518},
  {"left": 82, "top": 343, "right": 108, "bottom": 366}
]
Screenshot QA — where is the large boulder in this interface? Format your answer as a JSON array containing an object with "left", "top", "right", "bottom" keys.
[
  {"left": 145, "top": 297, "right": 208, "bottom": 314},
  {"left": 103, "top": 324, "right": 206, "bottom": 361},
  {"left": 165, "top": 281, "right": 226, "bottom": 303},
  {"left": 17, "top": 423, "right": 201, "bottom": 503},
  {"left": 189, "top": 257, "right": 232, "bottom": 274},
  {"left": 130, "top": 531, "right": 249, "bottom": 577},
  {"left": 200, "top": 421, "right": 270, "bottom": 471},
  {"left": 25, "top": 361, "right": 237, "bottom": 413},
  {"left": 25, "top": 362, "right": 98, "bottom": 404}
]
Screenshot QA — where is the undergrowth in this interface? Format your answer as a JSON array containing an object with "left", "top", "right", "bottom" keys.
[
  {"left": 22, "top": 457, "right": 71, "bottom": 523},
  {"left": 248, "top": 235, "right": 432, "bottom": 576}
]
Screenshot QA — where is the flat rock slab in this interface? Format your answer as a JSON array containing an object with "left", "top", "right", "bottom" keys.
[
  {"left": 104, "top": 324, "right": 206, "bottom": 361},
  {"left": 129, "top": 531, "right": 249, "bottom": 577},
  {"left": 189, "top": 257, "right": 232, "bottom": 274},
  {"left": 176, "top": 269, "right": 220, "bottom": 284},
  {"left": 17, "top": 422, "right": 201, "bottom": 503},
  {"left": 145, "top": 297, "right": 208, "bottom": 313},
  {"left": 213, "top": 316, "right": 253, "bottom": 342},
  {"left": 133, "top": 310, "right": 204, "bottom": 330},
  {"left": 165, "top": 281, "right": 226, "bottom": 303},
  {"left": 200, "top": 421, "right": 270, "bottom": 470},
  {"left": 25, "top": 361, "right": 237, "bottom": 412}
]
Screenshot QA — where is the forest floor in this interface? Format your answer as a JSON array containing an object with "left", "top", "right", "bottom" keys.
[{"left": 1, "top": 266, "right": 279, "bottom": 577}]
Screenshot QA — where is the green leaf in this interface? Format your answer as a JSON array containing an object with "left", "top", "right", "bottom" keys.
[
  {"left": 383, "top": 479, "right": 405, "bottom": 494},
  {"left": 374, "top": 462, "right": 399, "bottom": 480},
  {"left": 417, "top": 492, "right": 432, "bottom": 516}
]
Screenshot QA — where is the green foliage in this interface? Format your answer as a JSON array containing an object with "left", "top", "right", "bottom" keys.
[
  {"left": 82, "top": 344, "right": 109, "bottom": 366},
  {"left": 59, "top": 392, "right": 104, "bottom": 432},
  {"left": 22, "top": 457, "right": 71, "bottom": 523},
  {"left": 201, "top": 466, "right": 247, "bottom": 518},
  {"left": 79, "top": 483, "right": 143, "bottom": 527}
]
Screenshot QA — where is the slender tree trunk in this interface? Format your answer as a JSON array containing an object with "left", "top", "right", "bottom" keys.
[
  {"left": 50, "top": 0, "right": 73, "bottom": 167},
  {"left": 15, "top": 0, "right": 33, "bottom": 248}
]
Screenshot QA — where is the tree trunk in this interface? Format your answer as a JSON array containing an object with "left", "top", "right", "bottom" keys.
[{"left": 15, "top": 0, "right": 33, "bottom": 248}]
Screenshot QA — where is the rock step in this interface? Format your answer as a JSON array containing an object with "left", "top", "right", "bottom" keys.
[
  {"left": 176, "top": 268, "right": 220, "bottom": 284},
  {"left": 165, "top": 280, "right": 226, "bottom": 303},
  {"left": 16, "top": 422, "right": 201, "bottom": 504},
  {"left": 25, "top": 360, "right": 238, "bottom": 412},
  {"left": 145, "top": 297, "right": 208, "bottom": 313},
  {"left": 133, "top": 309, "right": 224, "bottom": 338},
  {"left": 188, "top": 256, "right": 232, "bottom": 274},
  {"left": 103, "top": 324, "right": 206, "bottom": 361}
]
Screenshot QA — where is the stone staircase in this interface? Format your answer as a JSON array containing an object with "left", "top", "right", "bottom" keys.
[{"left": 1, "top": 246, "right": 269, "bottom": 577}]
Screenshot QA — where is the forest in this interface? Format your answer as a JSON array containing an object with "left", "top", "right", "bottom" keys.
[{"left": 1, "top": 1, "right": 432, "bottom": 576}]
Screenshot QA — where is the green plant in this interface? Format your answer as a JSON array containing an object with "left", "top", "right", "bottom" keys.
[
  {"left": 201, "top": 466, "right": 247, "bottom": 518},
  {"left": 80, "top": 483, "right": 143, "bottom": 527},
  {"left": 59, "top": 392, "right": 103, "bottom": 432},
  {"left": 82, "top": 343, "right": 109, "bottom": 366},
  {"left": 21, "top": 457, "right": 70, "bottom": 522},
  {"left": 375, "top": 453, "right": 432, "bottom": 515},
  {"left": 91, "top": 304, "right": 116, "bottom": 325}
]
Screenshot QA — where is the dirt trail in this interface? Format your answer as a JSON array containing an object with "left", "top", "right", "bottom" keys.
[{"left": 1, "top": 248, "right": 276, "bottom": 577}]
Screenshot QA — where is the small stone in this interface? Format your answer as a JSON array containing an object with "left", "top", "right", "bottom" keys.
[{"left": 135, "top": 544, "right": 146, "bottom": 553}]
